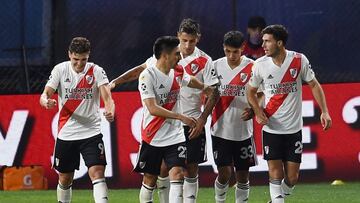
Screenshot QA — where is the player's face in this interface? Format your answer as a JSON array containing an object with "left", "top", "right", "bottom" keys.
[
  {"left": 178, "top": 32, "right": 199, "bottom": 57},
  {"left": 262, "top": 34, "right": 281, "bottom": 57},
  {"left": 68, "top": 51, "right": 89, "bottom": 73},
  {"left": 168, "top": 47, "right": 181, "bottom": 69},
  {"left": 223, "top": 45, "right": 242, "bottom": 66}
]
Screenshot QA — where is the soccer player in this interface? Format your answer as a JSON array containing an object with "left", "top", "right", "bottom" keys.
[
  {"left": 211, "top": 31, "right": 257, "bottom": 203},
  {"left": 242, "top": 16, "right": 267, "bottom": 60},
  {"left": 110, "top": 18, "right": 219, "bottom": 203},
  {"left": 247, "top": 25, "right": 332, "bottom": 203},
  {"left": 40, "top": 37, "right": 115, "bottom": 203},
  {"left": 134, "top": 36, "right": 213, "bottom": 203}
]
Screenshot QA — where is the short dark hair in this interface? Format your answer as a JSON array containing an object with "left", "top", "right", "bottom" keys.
[
  {"left": 261, "top": 24, "right": 288, "bottom": 45},
  {"left": 223, "top": 31, "right": 244, "bottom": 48},
  {"left": 178, "top": 18, "right": 201, "bottom": 35},
  {"left": 153, "top": 36, "right": 180, "bottom": 59},
  {"left": 68, "top": 37, "right": 91, "bottom": 54},
  {"left": 248, "top": 16, "right": 266, "bottom": 30}
]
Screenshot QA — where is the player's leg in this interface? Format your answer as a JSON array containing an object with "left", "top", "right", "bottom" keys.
[
  {"left": 234, "top": 137, "right": 257, "bottom": 203},
  {"left": 53, "top": 138, "right": 79, "bottom": 203},
  {"left": 80, "top": 134, "right": 108, "bottom": 203},
  {"left": 57, "top": 172, "right": 74, "bottom": 203},
  {"left": 282, "top": 131, "right": 302, "bottom": 197},
  {"left": 164, "top": 142, "right": 187, "bottom": 203},
  {"left": 141, "top": 173, "right": 158, "bottom": 203},
  {"left": 134, "top": 141, "right": 163, "bottom": 203},
  {"left": 157, "top": 160, "right": 170, "bottom": 203},
  {"left": 183, "top": 126, "right": 207, "bottom": 203},
  {"left": 263, "top": 131, "right": 285, "bottom": 203},
  {"left": 212, "top": 136, "right": 233, "bottom": 203}
]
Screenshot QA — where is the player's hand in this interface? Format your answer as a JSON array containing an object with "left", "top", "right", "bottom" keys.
[
  {"left": 108, "top": 80, "right": 116, "bottom": 90},
  {"left": 188, "top": 117, "right": 206, "bottom": 140},
  {"left": 241, "top": 107, "right": 254, "bottom": 121},
  {"left": 180, "top": 115, "right": 197, "bottom": 128},
  {"left": 202, "top": 85, "right": 215, "bottom": 96},
  {"left": 40, "top": 97, "right": 57, "bottom": 109},
  {"left": 255, "top": 109, "right": 268, "bottom": 125},
  {"left": 320, "top": 112, "right": 332, "bottom": 131},
  {"left": 103, "top": 110, "right": 114, "bottom": 122}
]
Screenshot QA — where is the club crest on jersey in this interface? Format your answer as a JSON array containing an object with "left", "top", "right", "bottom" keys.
[
  {"left": 289, "top": 68, "right": 298, "bottom": 78},
  {"left": 191, "top": 63, "right": 199, "bottom": 73},
  {"left": 240, "top": 73, "right": 248, "bottom": 83},
  {"left": 139, "top": 161, "right": 146, "bottom": 169},
  {"left": 85, "top": 75, "right": 94, "bottom": 85}
]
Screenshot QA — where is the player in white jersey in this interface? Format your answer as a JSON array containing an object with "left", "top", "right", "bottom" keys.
[
  {"left": 247, "top": 25, "right": 332, "bottom": 203},
  {"left": 134, "top": 36, "right": 214, "bottom": 203},
  {"left": 211, "top": 31, "right": 257, "bottom": 203},
  {"left": 110, "top": 18, "right": 219, "bottom": 203},
  {"left": 40, "top": 37, "right": 115, "bottom": 203}
]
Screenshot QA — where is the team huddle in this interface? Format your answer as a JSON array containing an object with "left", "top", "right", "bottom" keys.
[{"left": 40, "top": 18, "right": 332, "bottom": 203}]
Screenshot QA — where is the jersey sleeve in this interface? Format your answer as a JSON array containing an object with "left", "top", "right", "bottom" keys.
[
  {"left": 94, "top": 65, "right": 109, "bottom": 87},
  {"left": 203, "top": 58, "right": 219, "bottom": 86},
  {"left": 300, "top": 54, "right": 315, "bottom": 82},
  {"left": 46, "top": 65, "right": 61, "bottom": 91},
  {"left": 138, "top": 70, "right": 155, "bottom": 100},
  {"left": 248, "top": 62, "right": 263, "bottom": 88}
]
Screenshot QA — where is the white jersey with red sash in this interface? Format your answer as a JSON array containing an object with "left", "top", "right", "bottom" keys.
[
  {"left": 139, "top": 66, "right": 191, "bottom": 147},
  {"left": 145, "top": 48, "right": 219, "bottom": 119},
  {"left": 211, "top": 56, "right": 254, "bottom": 141},
  {"left": 46, "top": 61, "right": 109, "bottom": 140},
  {"left": 178, "top": 47, "right": 219, "bottom": 119},
  {"left": 249, "top": 50, "right": 315, "bottom": 134}
]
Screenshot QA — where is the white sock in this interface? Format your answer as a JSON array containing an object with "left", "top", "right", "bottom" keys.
[
  {"left": 140, "top": 183, "right": 155, "bottom": 203},
  {"left": 169, "top": 180, "right": 184, "bottom": 203},
  {"left": 214, "top": 177, "right": 229, "bottom": 203},
  {"left": 269, "top": 179, "right": 284, "bottom": 203},
  {"left": 92, "top": 178, "right": 108, "bottom": 203},
  {"left": 235, "top": 181, "right": 249, "bottom": 203},
  {"left": 57, "top": 183, "right": 72, "bottom": 203},
  {"left": 183, "top": 176, "right": 198, "bottom": 203},
  {"left": 157, "top": 176, "right": 170, "bottom": 203},
  {"left": 281, "top": 179, "right": 294, "bottom": 196}
]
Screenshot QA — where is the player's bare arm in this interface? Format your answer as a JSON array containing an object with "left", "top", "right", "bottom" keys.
[
  {"left": 190, "top": 84, "right": 220, "bottom": 139},
  {"left": 307, "top": 78, "right": 332, "bottom": 130},
  {"left": 143, "top": 97, "right": 196, "bottom": 128},
  {"left": 40, "top": 86, "right": 57, "bottom": 109},
  {"left": 109, "top": 63, "right": 146, "bottom": 90},
  {"left": 247, "top": 85, "right": 268, "bottom": 125},
  {"left": 100, "top": 84, "right": 115, "bottom": 122}
]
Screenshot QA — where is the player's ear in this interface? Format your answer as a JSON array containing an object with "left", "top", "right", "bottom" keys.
[
  {"left": 68, "top": 51, "right": 72, "bottom": 59},
  {"left": 277, "top": 40, "right": 283, "bottom": 47}
]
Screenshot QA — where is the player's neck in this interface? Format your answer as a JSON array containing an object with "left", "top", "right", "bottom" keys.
[
  {"left": 156, "top": 60, "right": 170, "bottom": 75},
  {"left": 227, "top": 56, "right": 242, "bottom": 69},
  {"left": 272, "top": 48, "right": 286, "bottom": 67}
]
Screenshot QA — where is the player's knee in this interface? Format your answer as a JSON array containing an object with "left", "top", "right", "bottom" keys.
[
  {"left": 169, "top": 166, "right": 184, "bottom": 180},
  {"left": 58, "top": 174, "right": 73, "bottom": 187},
  {"left": 185, "top": 163, "right": 199, "bottom": 178},
  {"left": 88, "top": 165, "right": 105, "bottom": 181},
  {"left": 285, "top": 174, "right": 299, "bottom": 186}
]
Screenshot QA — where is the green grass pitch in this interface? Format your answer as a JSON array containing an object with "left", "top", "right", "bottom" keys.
[{"left": 0, "top": 182, "right": 359, "bottom": 203}]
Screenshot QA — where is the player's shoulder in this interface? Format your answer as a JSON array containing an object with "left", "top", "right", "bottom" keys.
[
  {"left": 287, "top": 50, "right": 305, "bottom": 59},
  {"left": 255, "top": 55, "right": 271, "bottom": 64},
  {"left": 213, "top": 57, "right": 226, "bottom": 66},
  {"left": 195, "top": 47, "right": 212, "bottom": 61},
  {"left": 242, "top": 56, "right": 255, "bottom": 64}
]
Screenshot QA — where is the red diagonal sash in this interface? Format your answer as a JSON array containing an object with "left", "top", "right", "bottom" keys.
[
  {"left": 141, "top": 70, "right": 182, "bottom": 144},
  {"left": 211, "top": 63, "right": 253, "bottom": 127},
  {"left": 183, "top": 56, "right": 208, "bottom": 76},
  {"left": 58, "top": 66, "right": 94, "bottom": 133},
  {"left": 264, "top": 54, "right": 302, "bottom": 117}
]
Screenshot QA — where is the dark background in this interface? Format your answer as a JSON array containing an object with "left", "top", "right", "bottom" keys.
[{"left": 1, "top": 0, "right": 359, "bottom": 94}]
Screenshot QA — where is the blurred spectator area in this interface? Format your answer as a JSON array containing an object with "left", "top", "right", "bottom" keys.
[{"left": 0, "top": 0, "right": 359, "bottom": 94}]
